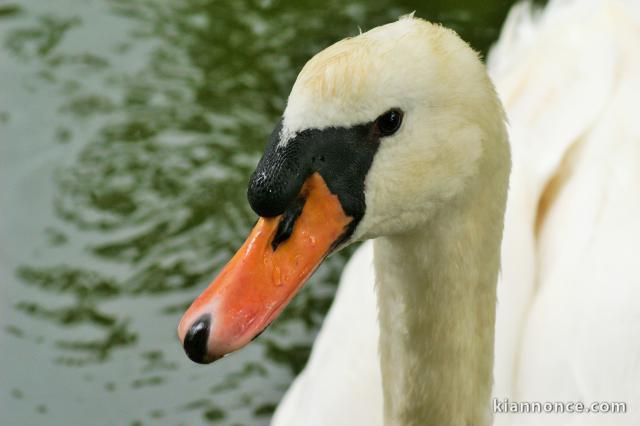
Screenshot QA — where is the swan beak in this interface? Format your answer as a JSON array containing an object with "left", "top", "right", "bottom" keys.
[{"left": 177, "top": 173, "right": 352, "bottom": 364}]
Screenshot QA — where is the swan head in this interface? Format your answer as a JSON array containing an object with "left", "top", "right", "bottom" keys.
[{"left": 178, "top": 16, "right": 509, "bottom": 363}]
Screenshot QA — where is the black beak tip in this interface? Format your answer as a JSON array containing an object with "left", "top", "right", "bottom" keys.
[{"left": 183, "top": 314, "right": 214, "bottom": 364}]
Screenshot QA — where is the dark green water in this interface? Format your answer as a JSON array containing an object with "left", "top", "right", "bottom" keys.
[{"left": 1, "top": 0, "right": 523, "bottom": 424}]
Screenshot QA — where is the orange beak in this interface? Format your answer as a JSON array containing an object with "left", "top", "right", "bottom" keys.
[{"left": 177, "top": 173, "right": 352, "bottom": 363}]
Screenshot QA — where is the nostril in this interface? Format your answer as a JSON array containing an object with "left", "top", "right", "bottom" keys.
[
  {"left": 271, "top": 196, "right": 306, "bottom": 251},
  {"left": 183, "top": 314, "right": 211, "bottom": 364}
]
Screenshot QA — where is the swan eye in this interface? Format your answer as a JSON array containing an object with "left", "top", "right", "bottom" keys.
[{"left": 375, "top": 109, "right": 403, "bottom": 136}]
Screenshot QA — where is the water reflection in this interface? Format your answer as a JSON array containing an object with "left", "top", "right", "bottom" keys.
[{"left": 1, "top": 0, "right": 526, "bottom": 424}]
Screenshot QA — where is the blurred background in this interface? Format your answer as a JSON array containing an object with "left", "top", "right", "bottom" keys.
[{"left": 1, "top": 0, "right": 537, "bottom": 424}]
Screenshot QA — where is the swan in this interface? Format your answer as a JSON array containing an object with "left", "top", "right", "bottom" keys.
[
  {"left": 176, "top": 1, "right": 640, "bottom": 425},
  {"left": 178, "top": 12, "right": 510, "bottom": 426},
  {"left": 273, "top": 1, "right": 640, "bottom": 426}
]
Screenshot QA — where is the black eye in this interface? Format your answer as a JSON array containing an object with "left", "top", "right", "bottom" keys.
[{"left": 375, "top": 109, "right": 403, "bottom": 136}]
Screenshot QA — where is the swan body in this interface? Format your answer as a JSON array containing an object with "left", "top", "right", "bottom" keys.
[{"left": 273, "top": 1, "right": 640, "bottom": 425}]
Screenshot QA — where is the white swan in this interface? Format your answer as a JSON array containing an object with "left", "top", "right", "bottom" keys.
[
  {"left": 179, "top": 12, "right": 509, "bottom": 426},
  {"left": 272, "top": 1, "right": 640, "bottom": 426},
  {"left": 176, "top": 1, "right": 640, "bottom": 425}
]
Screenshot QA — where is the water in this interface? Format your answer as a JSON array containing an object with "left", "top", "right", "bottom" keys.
[{"left": 1, "top": 0, "right": 525, "bottom": 424}]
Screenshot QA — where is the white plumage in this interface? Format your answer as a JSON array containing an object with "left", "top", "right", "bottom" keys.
[{"left": 273, "top": 0, "right": 640, "bottom": 425}]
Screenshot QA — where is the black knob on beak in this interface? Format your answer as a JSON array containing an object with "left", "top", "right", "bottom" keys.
[{"left": 248, "top": 120, "right": 306, "bottom": 218}]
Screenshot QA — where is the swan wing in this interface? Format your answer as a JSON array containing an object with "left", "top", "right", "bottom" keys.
[{"left": 492, "top": 1, "right": 640, "bottom": 425}]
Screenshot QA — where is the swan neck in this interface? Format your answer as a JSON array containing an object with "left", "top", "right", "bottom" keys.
[{"left": 374, "top": 187, "right": 505, "bottom": 426}]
